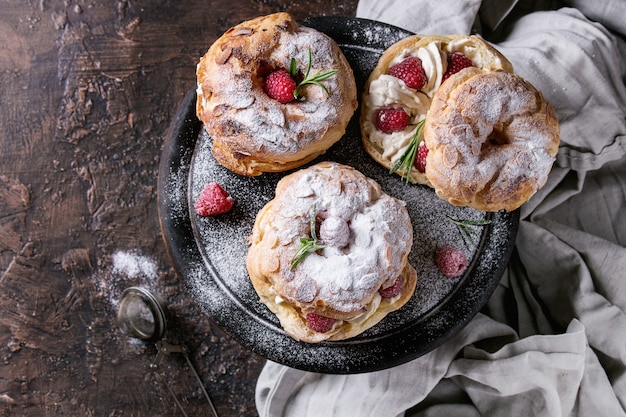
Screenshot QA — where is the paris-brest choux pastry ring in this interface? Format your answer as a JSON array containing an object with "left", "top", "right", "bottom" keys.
[
  {"left": 424, "top": 69, "right": 560, "bottom": 212},
  {"left": 246, "top": 162, "right": 417, "bottom": 343},
  {"left": 196, "top": 13, "right": 358, "bottom": 176}
]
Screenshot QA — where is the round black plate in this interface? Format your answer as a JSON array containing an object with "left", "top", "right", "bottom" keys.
[{"left": 158, "top": 17, "right": 519, "bottom": 374}]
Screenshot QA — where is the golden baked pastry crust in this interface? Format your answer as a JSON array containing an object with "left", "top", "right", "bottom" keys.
[
  {"left": 360, "top": 34, "right": 513, "bottom": 185},
  {"left": 246, "top": 162, "right": 417, "bottom": 343},
  {"left": 424, "top": 69, "right": 560, "bottom": 212},
  {"left": 196, "top": 13, "right": 358, "bottom": 176}
]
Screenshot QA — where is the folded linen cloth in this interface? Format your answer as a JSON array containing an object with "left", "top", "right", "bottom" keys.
[
  {"left": 257, "top": 316, "right": 588, "bottom": 417},
  {"left": 256, "top": 1, "right": 626, "bottom": 415}
]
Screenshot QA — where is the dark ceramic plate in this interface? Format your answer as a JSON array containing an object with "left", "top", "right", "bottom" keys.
[{"left": 158, "top": 16, "right": 519, "bottom": 374}]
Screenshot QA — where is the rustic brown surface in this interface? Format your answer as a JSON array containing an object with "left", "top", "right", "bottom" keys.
[{"left": 0, "top": 1, "right": 358, "bottom": 416}]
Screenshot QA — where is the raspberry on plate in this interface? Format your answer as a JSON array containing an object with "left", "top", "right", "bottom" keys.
[
  {"left": 264, "top": 69, "right": 297, "bottom": 103},
  {"left": 434, "top": 246, "right": 468, "bottom": 277},
  {"left": 375, "top": 108, "right": 411, "bottom": 133},
  {"left": 306, "top": 313, "right": 336, "bottom": 333},
  {"left": 442, "top": 52, "right": 474, "bottom": 81},
  {"left": 388, "top": 56, "right": 427, "bottom": 90},
  {"left": 194, "top": 182, "right": 234, "bottom": 216}
]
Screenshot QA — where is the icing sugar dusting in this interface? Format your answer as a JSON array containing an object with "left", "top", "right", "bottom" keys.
[
  {"left": 159, "top": 17, "right": 518, "bottom": 372},
  {"left": 187, "top": 126, "right": 484, "bottom": 334},
  {"left": 248, "top": 162, "right": 413, "bottom": 313},
  {"left": 199, "top": 24, "right": 354, "bottom": 157}
]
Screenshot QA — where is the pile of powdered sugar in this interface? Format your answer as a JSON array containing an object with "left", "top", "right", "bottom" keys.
[{"left": 111, "top": 251, "right": 158, "bottom": 281}]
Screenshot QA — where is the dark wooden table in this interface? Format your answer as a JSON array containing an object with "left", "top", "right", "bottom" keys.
[{"left": 0, "top": 1, "right": 357, "bottom": 416}]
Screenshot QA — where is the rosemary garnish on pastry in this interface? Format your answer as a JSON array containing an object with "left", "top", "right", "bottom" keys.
[
  {"left": 291, "top": 49, "right": 339, "bottom": 100},
  {"left": 290, "top": 204, "right": 326, "bottom": 271},
  {"left": 389, "top": 118, "right": 426, "bottom": 183}
]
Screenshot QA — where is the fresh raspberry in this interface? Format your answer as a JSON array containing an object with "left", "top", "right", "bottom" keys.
[
  {"left": 379, "top": 277, "right": 402, "bottom": 298},
  {"left": 375, "top": 108, "right": 411, "bottom": 133},
  {"left": 434, "top": 246, "right": 468, "bottom": 277},
  {"left": 442, "top": 52, "right": 474, "bottom": 81},
  {"left": 194, "top": 182, "right": 234, "bottom": 216},
  {"left": 264, "top": 69, "right": 296, "bottom": 103},
  {"left": 306, "top": 313, "right": 336, "bottom": 333},
  {"left": 388, "top": 56, "right": 428, "bottom": 90},
  {"left": 414, "top": 143, "right": 428, "bottom": 173}
]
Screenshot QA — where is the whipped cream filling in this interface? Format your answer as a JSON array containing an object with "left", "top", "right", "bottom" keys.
[
  {"left": 271, "top": 286, "right": 390, "bottom": 332},
  {"left": 345, "top": 293, "right": 382, "bottom": 325}
]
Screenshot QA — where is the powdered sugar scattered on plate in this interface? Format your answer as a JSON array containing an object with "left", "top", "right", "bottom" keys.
[{"left": 159, "top": 17, "right": 519, "bottom": 373}]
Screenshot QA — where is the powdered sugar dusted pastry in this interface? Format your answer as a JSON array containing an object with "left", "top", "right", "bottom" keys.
[
  {"left": 246, "top": 162, "right": 417, "bottom": 343},
  {"left": 424, "top": 70, "right": 560, "bottom": 212},
  {"left": 360, "top": 34, "right": 513, "bottom": 185},
  {"left": 196, "top": 13, "right": 358, "bottom": 176}
]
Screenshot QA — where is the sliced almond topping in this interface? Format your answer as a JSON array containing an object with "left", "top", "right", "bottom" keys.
[
  {"left": 230, "top": 27, "right": 253, "bottom": 36},
  {"left": 442, "top": 144, "right": 459, "bottom": 168},
  {"left": 216, "top": 46, "right": 232, "bottom": 65}
]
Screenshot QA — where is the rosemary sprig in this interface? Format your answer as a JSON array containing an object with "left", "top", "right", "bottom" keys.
[
  {"left": 447, "top": 216, "right": 492, "bottom": 249},
  {"left": 290, "top": 49, "right": 339, "bottom": 100},
  {"left": 290, "top": 204, "right": 326, "bottom": 271},
  {"left": 389, "top": 118, "right": 426, "bottom": 183}
]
